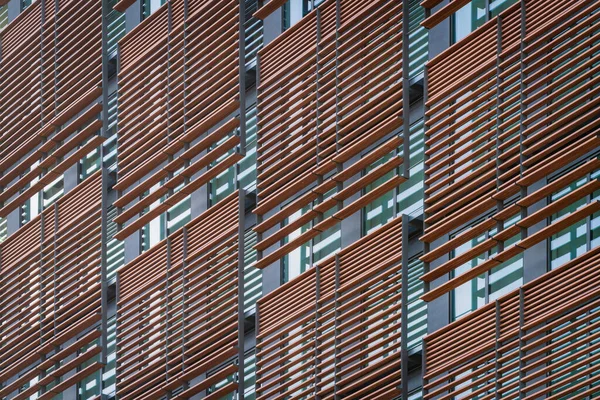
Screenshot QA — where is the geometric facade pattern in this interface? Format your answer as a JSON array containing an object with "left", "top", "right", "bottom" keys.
[
  {"left": 421, "top": 0, "right": 600, "bottom": 301},
  {"left": 3, "top": 0, "right": 600, "bottom": 398},
  {"left": 0, "top": 172, "right": 104, "bottom": 399},
  {"left": 254, "top": 0, "right": 408, "bottom": 270},
  {"left": 114, "top": 0, "right": 243, "bottom": 241},
  {"left": 424, "top": 245, "right": 600, "bottom": 398},
  {"left": 117, "top": 191, "right": 244, "bottom": 399},
  {"left": 256, "top": 217, "right": 405, "bottom": 399},
  {"left": 0, "top": 0, "right": 103, "bottom": 218}
]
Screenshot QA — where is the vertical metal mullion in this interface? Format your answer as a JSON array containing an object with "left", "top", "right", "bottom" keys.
[
  {"left": 517, "top": 287, "right": 525, "bottom": 397},
  {"left": 165, "top": 0, "right": 173, "bottom": 237},
  {"left": 333, "top": 0, "right": 342, "bottom": 224},
  {"left": 236, "top": 1, "right": 247, "bottom": 396},
  {"left": 165, "top": 237, "right": 172, "bottom": 399},
  {"left": 36, "top": 2, "right": 48, "bottom": 394},
  {"left": 52, "top": 202, "right": 60, "bottom": 393},
  {"left": 180, "top": 226, "right": 189, "bottom": 391},
  {"left": 53, "top": 0, "right": 58, "bottom": 120},
  {"left": 314, "top": 263, "right": 321, "bottom": 399},
  {"left": 314, "top": 4, "right": 323, "bottom": 269},
  {"left": 100, "top": 0, "right": 110, "bottom": 396},
  {"left": 495, "top": 14, "right": 505, "bottom": 258},
  {"left": 518, "top": 0, "right": 528, "bottom": 240},
  {"left": 238, "top": 0, "right": 247, "bottom": 157},
  {"left": 237, "top": 190, "right": 246, "bottom": 400},
  {"left": 332, "top": 254, "right": 341, "bottom": 400},
  {"left": 181, "top": 0, "right": 190, "bottom": 192},
  {"left": 422, "top": 66, "right": 430, "bottom": 295},
  {"left": 400, "top": 214, "right": 409, "bottom": 398},
  {"left": 332, "top": 3, "right": 341, "bottom": 396},
  {"left": 253, "top": 50, "right": 263, "bottom": 398},
  {"left": 494, "top": 300, "right": 501, "bottom": 396},
  {"left": 401, "top": 0, "right": 411, "bottom": 188},
  {"left": 38, "top": 210, "right": 46, "bottom": 397}
]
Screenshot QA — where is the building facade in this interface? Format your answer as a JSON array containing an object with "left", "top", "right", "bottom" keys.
[{"left": 0, "top": 0, "right": 598, "bottom": 399}]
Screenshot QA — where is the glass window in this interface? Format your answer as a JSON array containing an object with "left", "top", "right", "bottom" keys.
[
  {"left": 303, "top": 0, "right": 324, "bottom": 15},
  {"left": 244, "top": 229, "right": 261, "bottom": 312},
  {"left": 80, "top": 146, "right": 101, "bottom": 181},
  {"left": 451, "top": 214, "right": 523, "bottom": 321},
  {"left": 282, "top": 0, "right": 291, "bottom": 30},
  {"left": 0, "top": 217, "right": 6, "bottom": 243},
  {"left": 363, "top": 120, "right": 425, "bottom": 235},
  {"left": 239, "top": 105, "right": 258, "bottom": 193},
  {"left": 141, "top": 182, "right": 167, "bottom": 252},
  {"left": 21, "top": 162, "right": 64, "bottom": 226},
  {"left": 104, "top": 92, "right": 119, "bottom": 173},
  {"left": 407, "top": 258, "right": 427, "bottom": 350},
  {"left": 78, "top": 316, "right": 117, "bottom": 399},
  {"left": 244, "top": 349, "right": 257, "bottom": 400},
  {"left": 209, "top": 131, "right": 238, "bottom": 206},
  {"left": 21, "top": 0, "right": 36, "bottom": 10},
  {"left": 283, "top": 206, "right": 311, "bottom": 282},
  {"left": 549, "top": 164, "right": 600, "bottom": 270},
  {"left": 167, "top": 196, "right": 191, "bottom": 233},
  {"left": 107, "top": 0, "right": 126, "bottom": 59},
  {"left": 142, "top": 0, "right": 165, "bottom": 17},
  {"left": 408, "top": 0, "right": 428, "bottom": 79},
  {"left": 244, "top": 0, "right": 263, "bottom": 69},
  {"left": 281, "top": 191, "right": 341, "bottom": 283},
  {"left": 451, "top": 232, "right": 487, "bottom": 320},
  {"left": 0, "top": 6, "right": 7, "bottom": 32},
  {"left": 490, "top": 0, "right": 518, "bottom": 17},
  {"left": 452, "top": 0, "right": 486, "bottom": 44},
  {"left": 451, "top": 0, "right": 519, "bottom": 44},
  {"left": 21, "top": 162, "right": 42, "bottom": 226},
  {"left": 107, "top": 205, "right": 124, "bottom": 282}
]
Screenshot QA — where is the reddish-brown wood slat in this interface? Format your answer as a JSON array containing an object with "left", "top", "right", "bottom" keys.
[
  {"left": 114, "top": 0, "right": 242, "bottom": 242},
  {"left": 420, "top": 0, "right": 600, "bottom": 302},
  {"left": 116, "top": 191, "right": 242, "bottom": 399},
  {"left": 254, "top": 0, "right": 405, "bottom": 270},
  {"left": 256, "top": 217, "right": 404, "bottom": 400},
  {"left": 424, "top": 246, "right": 600, "bottom": 399},
  {"left": 0, "top": 0, "right": 104, "bottom": 218},
  {"left": 0, "top": 172, "right": 104, "bottom": 397}
]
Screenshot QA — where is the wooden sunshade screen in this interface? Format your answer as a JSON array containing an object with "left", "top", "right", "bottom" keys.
[
  {"left": 254, "top": 0, "right": 406, "bottom": 269},
  {"left": 114, "top": 0, "right": 243, "bottom": 241},
  {"left": 116, "top": 191, "right": 243, "bottom": 399},
  {"left": 253, "top": 0, "right": 286, "bottom": 20},
  {"left": 420, "top": 0, "right": 600, "bottom": 302},
  {"left": 424, "top": 245, "right": 600, "bottom": 399},
  {"left": 256, "top": 217, "right": 404, "bottom": 399},
  {"left": 0, "top": 172, "right": 104, "bottom": 399},
  {"left": 0, "top": 0, "right": 103, "bottom": 218}
]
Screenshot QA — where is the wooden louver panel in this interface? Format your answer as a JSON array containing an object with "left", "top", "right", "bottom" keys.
[
  {"left": 254, "top": 0, "right": 406, "bottom": 269},
  {"left": 116, "top": 191, "right": 243, "bottom": 400},
  {"left": 0, "top": 0, "right": 103, "bottom": 218},
  {"left": 0, "top": 172, "right": 104, "bottom": 399},
  {"left": 420, "top": 0, "right": 600, "bottom": 302},
  {"left": 424, "top": 245, "right": 600, "bottom": 399},
  {"left": 256, "top": 217, "right": 404, "bottom": 399},
  {"left": 114, "top": 0, "right": 243, "bottom": 241}
]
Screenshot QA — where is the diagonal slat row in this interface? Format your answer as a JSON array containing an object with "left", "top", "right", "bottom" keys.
[
  {"left": 421, "top": 0, "right": 600, "bottom": 302},
  {"left": 256, "top": 217, "right": 404, "bottom": 400},
  {"left": 254, "top": 0, "right": 406, "bottom": 270}
]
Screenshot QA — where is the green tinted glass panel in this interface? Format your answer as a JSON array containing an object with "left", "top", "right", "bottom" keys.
[
  {"left": 244, "top": 229, "right": 262, "bottom": 312},
  {"left": 490, "top": 0, "right": 518, "bottom": 17},
  {"left": 0, "top": 6, "right": 7, "bottom": 32},
  {"left": 452, "top": 0, "right": 486, "bottom": 44}
]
